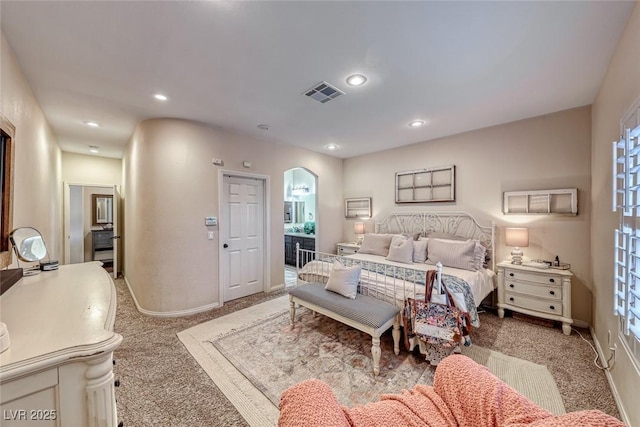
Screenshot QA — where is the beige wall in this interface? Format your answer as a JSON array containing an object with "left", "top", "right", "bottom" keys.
[
  {"left": 123, "top": 118, "right": 343, "bottom": 315},
  {"left": 344, "top": 106, "right": 593, "bottom": 324},
  {"left": 0, "top": 32, "right": 62, "bottom": 262},
  {"left": 591, "top": 3, "right": 640, "bottom": 426},
  {"left": 62, "top": 152, "right": 122, "bottom": 187}
]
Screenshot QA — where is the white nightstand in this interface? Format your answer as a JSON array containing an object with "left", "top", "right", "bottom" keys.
[
  {"left": 496, "top": 261, "right": 573, "bottom": 335},
  {"left": 337, "top": 242, "right": 360, "bottom": 256}
]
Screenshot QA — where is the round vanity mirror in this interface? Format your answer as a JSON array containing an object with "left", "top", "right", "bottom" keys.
[{"left": 9, "top": 227, "right": 48, "bottom": 262}]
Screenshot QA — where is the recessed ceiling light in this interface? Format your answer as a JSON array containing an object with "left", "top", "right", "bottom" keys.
[
  {"left": 346, "top": 74, "right": 367, "bottom": 87},
  {"left": 326, "top": 143, "right": 339, "bottom": 151},
  {"left": 257, "top": 124, "right": 270, "bottom": 130},
  {"left": 153, "top": 93, "right": 168, "bottom": 101},
  {"left": 408, "top": 120, "right": 425, "bottom": 128},
  {"left": 89, "top": 145, "right": 99, "bottom": 153},
  {"left": 83, "top": 121, "right": 100, "bottom": 127}
]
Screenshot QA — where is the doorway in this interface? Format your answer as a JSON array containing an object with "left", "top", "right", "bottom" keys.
[
  {"left": 283, "top": 167, "right": 317, "bottom": 286},
  {"left": 220, "top": 173, "right": 269, "bottom": 302},
  {"left": 63, "top": 183, "right": 120, "bottom": 278}
]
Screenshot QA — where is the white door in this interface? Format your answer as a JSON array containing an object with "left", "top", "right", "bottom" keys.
[
  {"left": 222, "top": 175, "right": 265, "bottom": 302},
  {"left": 69, "top": 185, "right": 84, "bottom": 263},
  {"left": 63, "top": 183, "right": 84, "bottom": 264},
  {"left": 112, "top": 185, "right": 120, "bottom": 279}
]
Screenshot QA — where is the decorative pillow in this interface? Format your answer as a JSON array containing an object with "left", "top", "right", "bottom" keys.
[
  {"left": 474, "top": 241, "right": 488, "bottom": 270},
  {"left": 324, "top": 260, "right": 361, "bottom": 299},
  {"left": 358, "top": 233, "right": 394, "bottom": 256},
  {"left": 402, "top": 232, "right": 421, "bottom": 241},
  {"left": 413, "top": 239, "right": 428, "bottom": 263},
  {"left": 427, "top": 235, "right": 488, "bottom": 270},
  {"left": 386, "top": 237, "right": 414, "bottom": 264},
  {"left": 390, "top": 234, "right": 408, "bottom": 245},
  {"left": 427, "top": 238, "right": 477, "bottom": 271}
]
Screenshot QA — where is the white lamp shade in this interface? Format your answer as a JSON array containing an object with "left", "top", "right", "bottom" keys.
[
  {"left": 354, "top": 222, "right": 365, "bottom": 235},
  {"left": 505, "top": 227, "right": 529, "bottom": 247}
]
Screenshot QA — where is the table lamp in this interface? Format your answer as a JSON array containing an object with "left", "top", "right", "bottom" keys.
[
  {"left": 505, "top": 227, "right": 529, "bottom": 265},
  {"left": 354, "top": 222, "right": 365, "bottom": 244}
]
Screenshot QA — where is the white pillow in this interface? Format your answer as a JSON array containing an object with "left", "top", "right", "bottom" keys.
[
  {"left": 427, "top": 237, "right": 486, "bottom": 270},
  {"left": 427, "top": 238, "right": 477, "bottom": 271},
  {"left": 358, "top": 233, "right": 394, "bottom": 256},
  {"left": 413, "top": 239, "right": 428, "bottom": 263},
  {"left": 386, "top": 237, "right": 414, "bottom": 264},
  {"left": 473, "top": 241, "right": 487, "bottom": 269},
  {"left": 325, "top": 260, "right": 361, "bottom": 299}
]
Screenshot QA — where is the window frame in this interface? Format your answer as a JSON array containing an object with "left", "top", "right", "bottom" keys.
[{"left": 612, "top": 96, "right": 640, "bottom": 367}]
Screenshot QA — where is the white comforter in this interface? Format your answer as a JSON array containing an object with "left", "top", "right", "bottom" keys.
[
  {"left": 297, "top": 252, "right": 496, "bottom": 329},
  {"left": 346, "top": 253, "right": 495, "bottom": 307},
  {"left": 297, "top": 252, "right": 495, "bottom": 308}
]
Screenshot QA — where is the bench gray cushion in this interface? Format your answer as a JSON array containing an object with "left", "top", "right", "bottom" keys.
[{"left": 289, "top": 282, "right": 399, "bottom": 329}]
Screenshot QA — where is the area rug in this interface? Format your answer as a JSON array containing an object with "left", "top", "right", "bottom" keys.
[{"left": 178, "top": 295, "right": 565, "bottom": 427}]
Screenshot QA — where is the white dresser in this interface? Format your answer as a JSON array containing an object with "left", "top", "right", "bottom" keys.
[
  {"left": 0, "top": 262, "right": 123, "bottom": 426},
  {"left": 496, "top": 261, "right": 573, "bottom": 335}
]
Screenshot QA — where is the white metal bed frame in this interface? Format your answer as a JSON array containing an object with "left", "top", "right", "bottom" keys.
[{"left": 374, "top": 211, "right": 496, "bottom": 271}]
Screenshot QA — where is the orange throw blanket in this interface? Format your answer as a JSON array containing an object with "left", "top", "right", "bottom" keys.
[{"left": 279, "top": 355, "right": 625, "bottom": 427}]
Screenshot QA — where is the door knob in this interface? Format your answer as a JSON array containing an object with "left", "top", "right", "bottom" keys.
[{"left": 223, "top": 243, "right": 229, "bottom": 248}]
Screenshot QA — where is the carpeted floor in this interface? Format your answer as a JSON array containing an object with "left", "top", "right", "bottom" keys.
[
  {"left": 179, "top": 297, "right": 566, "bottom": 424},
  {"left": 113, "top": 276, "right": 620, "bottom": 426}
]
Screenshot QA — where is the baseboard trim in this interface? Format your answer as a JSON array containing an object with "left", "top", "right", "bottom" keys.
[
  {"left": 123, "top": 276, "right": 220, "bottom": 317},
  {"left": 269, "top": 283, "right": 285, "bottom": 292},
  {"left": 572, "top": 319, "right": 589, "bottom": 329},
  {"left": 589, "top": 326, "right": 630, "bottom": 425}
]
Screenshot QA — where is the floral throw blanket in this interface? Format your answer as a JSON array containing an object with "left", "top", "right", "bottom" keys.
[{"left": 297, "top": 256, "right": 480, "bottom": 328}]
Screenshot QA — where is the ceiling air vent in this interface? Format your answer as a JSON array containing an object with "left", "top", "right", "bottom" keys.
[{"left": 303, "top": 81, "right": 344, "bottom": 104}]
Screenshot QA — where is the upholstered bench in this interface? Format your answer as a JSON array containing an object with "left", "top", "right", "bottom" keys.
[{"left": 289, "top": 282, "right": 401, "bottom": 375}]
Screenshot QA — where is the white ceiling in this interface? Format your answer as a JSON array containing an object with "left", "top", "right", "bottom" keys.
[{"left": 1, "top": 1, "right": 635, "bottom": 159}]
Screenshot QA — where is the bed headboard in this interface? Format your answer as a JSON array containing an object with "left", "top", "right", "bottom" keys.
[{"left": 374, "top": 211, "right": 496, "bottom": 270}]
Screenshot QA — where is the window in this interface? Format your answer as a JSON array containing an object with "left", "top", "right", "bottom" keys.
[{"left": 612, "top": 96, "right": 640, "bottom": 366}]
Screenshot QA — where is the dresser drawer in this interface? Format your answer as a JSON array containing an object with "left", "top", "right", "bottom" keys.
[
  {"left": 504, "top": 280, "right": 562, "bottom": 300},
  {"left": 504, "top": 269, "right": 561, "bottom": 286},
  {"left": 504, "top": 292, "right": 563, "bottom": 316},
  {"left": 93, "top": 231, "right": 113, "bottom": 248}
]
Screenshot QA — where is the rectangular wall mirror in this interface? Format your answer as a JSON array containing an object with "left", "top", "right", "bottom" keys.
[{"left": 92, "top": 194, "right": 113, "bottom": 226}]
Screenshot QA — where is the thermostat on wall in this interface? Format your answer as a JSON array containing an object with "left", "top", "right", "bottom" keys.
[{"left": 205, "top": 216, "right": 217, "bottom": 226}]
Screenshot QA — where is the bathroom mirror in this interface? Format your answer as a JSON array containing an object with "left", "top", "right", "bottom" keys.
[{"left": 92, "top": 194, "right": 113, "bottom": 226}]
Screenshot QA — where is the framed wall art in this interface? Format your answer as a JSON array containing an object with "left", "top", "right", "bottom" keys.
[
  {"left": 395, "top": 165, "right": 455, "bottom": 203},
  {"left": 345, "top": 197, "right": 372, "bottom": 218}
]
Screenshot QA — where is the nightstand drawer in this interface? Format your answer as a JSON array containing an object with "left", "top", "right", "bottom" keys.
[
  {"left": 504, "top": 280, "right": 562, "bottom": 300},
  {"left": 337, "top": 243, "right": 359, "bottom": 256},
  {"left": 504, "top": 269, "right": 561, "bottom": 286},
  {"left": 505, "top": 292, "right": 563, "bottom": 315}
]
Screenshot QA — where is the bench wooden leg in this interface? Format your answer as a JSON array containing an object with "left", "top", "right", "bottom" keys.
[
  {"left": 289, "top": 296, "right": 296, "bottom": 330},
  {"left": 392, "top": 316, "right": 401, "bottom": 356},
  {"left": 371, "top": 336, "right": 381, "bottom": 376}
]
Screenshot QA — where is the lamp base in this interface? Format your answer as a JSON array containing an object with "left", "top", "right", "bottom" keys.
[{"left": 511, "top": 247, "right": 524, "bottom": 265}]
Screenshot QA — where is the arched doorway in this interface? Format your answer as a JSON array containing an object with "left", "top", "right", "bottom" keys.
[{"left": 283, "top": 167, "right": 317, "bottom": 286}]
